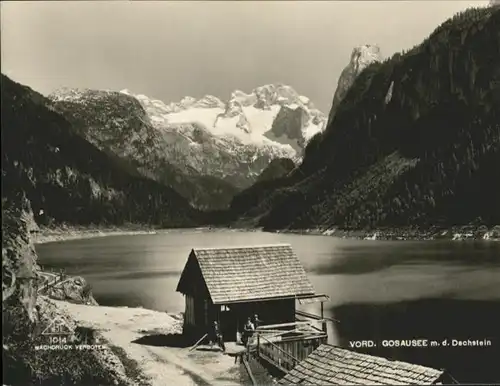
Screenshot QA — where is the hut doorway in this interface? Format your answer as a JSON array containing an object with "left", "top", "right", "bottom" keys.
[{"left": 219, "top": 305, "right": 238, "bottom": 342}]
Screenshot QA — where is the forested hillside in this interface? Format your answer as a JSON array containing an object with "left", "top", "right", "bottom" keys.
[
  {"left": 229, "top": 158, "right": 296, "bottom": 224},
  {"left": 227, "top": 6, "right": 500, "bottom": 231},
  {"left": 1, "top": 75, "right": 200, "bottom": 227}
]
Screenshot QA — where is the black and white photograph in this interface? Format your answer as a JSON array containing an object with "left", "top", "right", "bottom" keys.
[{"left": 2, "top": 1, "right": 500, "bottom": 385}]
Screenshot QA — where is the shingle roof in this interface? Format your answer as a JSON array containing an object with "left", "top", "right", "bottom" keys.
[
  {"left": 191, "top": 244, "right": 315, "bottom": 304},
  {"left": 279, "top": 344, "right": 444, "bottom": 385}
]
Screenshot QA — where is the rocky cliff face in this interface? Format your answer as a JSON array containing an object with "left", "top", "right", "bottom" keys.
[
  {"left": 226, "top": 7, "right": 500, "bottom": 231},
  {"left": 118, "top": 84, "right": 326, "bottom": 188},
  {"left": 2, "top": 192, "right": 39, "bottom": 327},
  {"left": 265, "top": 105, "right": 310, "bottom": 153},
  {"left": 49, "top": 89, "right": 162, "bottom": 168},
  {"left": 327, "top": 45, "right": 383, "bottom": 125}
]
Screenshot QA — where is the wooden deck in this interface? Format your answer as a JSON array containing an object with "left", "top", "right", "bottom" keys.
[
  {"left": 224, "top": 342, "right": 247, "bottom": 355},
  {"left": 190, "top": 314, "right": 330, "bottom": 380}
]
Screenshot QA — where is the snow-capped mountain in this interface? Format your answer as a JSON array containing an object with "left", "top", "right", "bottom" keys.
[
  {"left": 48, "top": 84, "right": 325, "bottom": 208},
  {"left": 121, "top": 84, "right": 325, "bottom": 157},
  {"left": 327, "top": 45, "right": 383, "bottom": 125}
]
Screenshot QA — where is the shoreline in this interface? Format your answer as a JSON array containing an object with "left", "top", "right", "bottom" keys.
[
  {"left": 33, "top": 225, "right": 160, "bottom": 245},
  {"left": 33, "top": 224, "right": 261, "bottom": 245},
  {"left": 33, "top": 223, "right": 500, "bottom": 245},
  {"left": 275, "top": 225, "right": 500, "bottom": 241}
]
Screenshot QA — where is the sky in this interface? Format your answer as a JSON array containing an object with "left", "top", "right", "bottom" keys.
[{"left": 1, "top": 1, "right": 489, "bottom": 113}]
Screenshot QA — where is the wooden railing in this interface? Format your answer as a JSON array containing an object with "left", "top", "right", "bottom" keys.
[
  {"left": 242, "top": 356, "right": 257, "bottom": 386},
  {"left": 257, "top": 334, "right": 300, "bottom": 373},
  {"left": 296, "top": 309, "right": 340, "bottom": 324},
  {"left": 37, "top": 270, "right": 68, "bottom": 295}
]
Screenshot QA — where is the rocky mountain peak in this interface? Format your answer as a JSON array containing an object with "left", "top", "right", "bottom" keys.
[
  {"left": 50, "top": 88, "right": 140, "bottom": 108},
  {"left": 220, "top": 98, "right": 244, "bottom": 119},
  {"left": 50, "top": 87, "right": 88, "bottom": 102},
  {"left": 194, "top": 95, "right": 225, "bottom": 109},
  {"left": 230, "top": 90, "right": 256, "bottom": 107},
  {"left": 254, "top": 84, "right": 300, "bottom": 109},
  {"left": 225, "top": 84, "right": 315, "bottom": 112},
  {"left": 327, "top": 44, "right": 383, "bottom": 125},
  {"left": 179, "top": 96, "right": 197, "bottom": 109},
  {"left": 350, "top": 45, "right": 382, "bottom": 71}
]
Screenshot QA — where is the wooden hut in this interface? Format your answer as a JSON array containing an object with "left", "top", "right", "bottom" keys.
[{"left": 176, "top": 244, "right": 327, "bottom": 341}]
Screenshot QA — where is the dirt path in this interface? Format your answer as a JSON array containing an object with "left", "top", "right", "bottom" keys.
[{"left": 52, "top": 301, "right": 245, "bottom": 386}]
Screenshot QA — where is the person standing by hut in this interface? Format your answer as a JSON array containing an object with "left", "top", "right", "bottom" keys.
[
  {"left": 252, "top": 314, "right": 262, "bottom": 330},
  {"left": 242, "top": 317, "right": 255, "bottom": 347},
  {"left": 210, "top": 321, "right": 226, "bottom": 352}
]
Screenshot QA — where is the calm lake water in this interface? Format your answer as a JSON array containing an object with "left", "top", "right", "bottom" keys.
[{"left": 36, "top": 230, "right": 500, "bottom": 383}]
